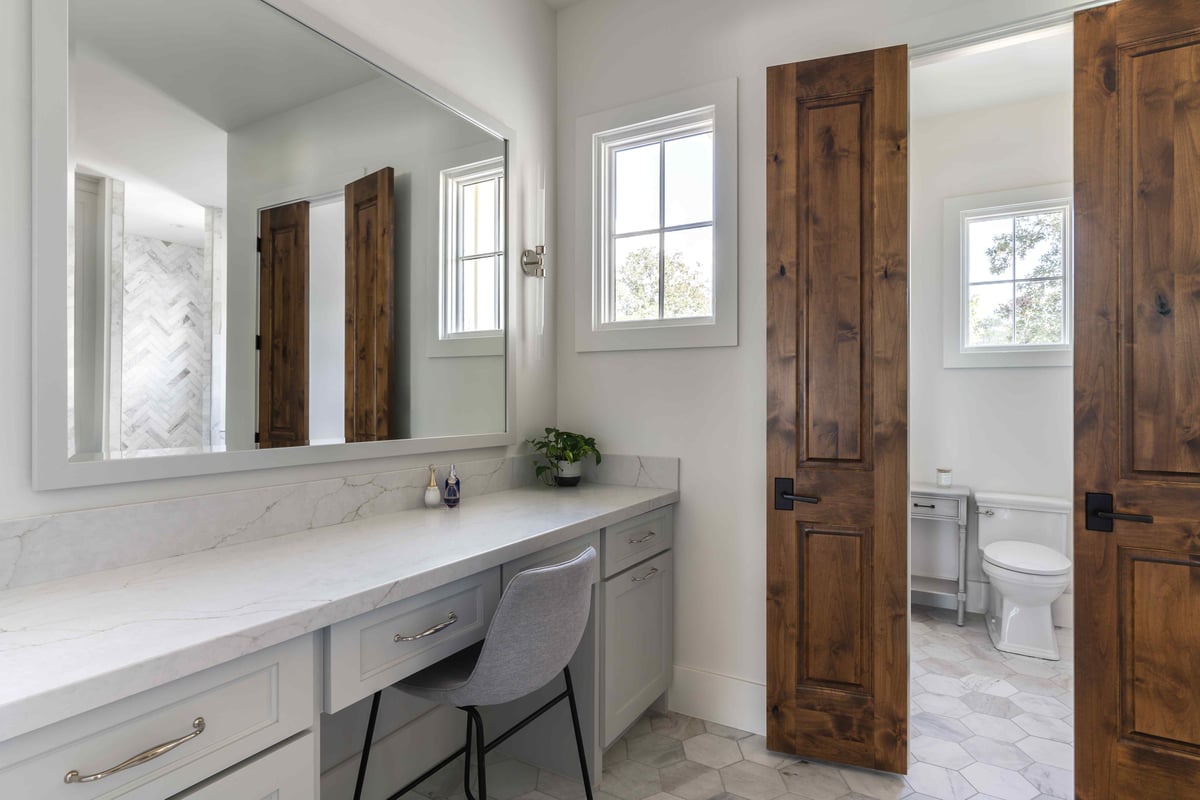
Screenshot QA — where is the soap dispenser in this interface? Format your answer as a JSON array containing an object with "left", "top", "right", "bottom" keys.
[
  {"left": 424, "top": 465, "right": 442, "bottom": 509},
  {"left": 444, "top": 464, "right": 461, "bottom": 509}
]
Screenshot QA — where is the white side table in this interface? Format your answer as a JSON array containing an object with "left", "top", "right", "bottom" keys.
[{"left": 910, "top": 482, "right": 971, "bottom": 625}]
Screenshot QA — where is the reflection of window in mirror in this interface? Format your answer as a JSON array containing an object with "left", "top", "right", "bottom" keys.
[{"left": 440, "top": 159, "right": 505, "bottom": 340}]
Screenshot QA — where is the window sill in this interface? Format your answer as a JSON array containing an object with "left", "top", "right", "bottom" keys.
[
  {"left": 428, "top": 333, "right": 504, "bottom": 359},
  {"left": 575, "top": 316, "right": 735, "bottom": 353},
  {"left": 943, "top": 346, "right": 1072, "bottom": 369}
]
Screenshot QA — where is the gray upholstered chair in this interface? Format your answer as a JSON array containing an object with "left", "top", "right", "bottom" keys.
[{"left": 354, "top": 547, "right": 598, "bottom": 800}]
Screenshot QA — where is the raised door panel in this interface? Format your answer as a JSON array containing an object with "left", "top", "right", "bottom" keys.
[
  {"left": 800, "top": 98, "right": 869, "bottom": 465},
  {"left": 258, "top": 202, "right": 310, "bottom": 448},
  {"left": 602, "top": 550, "right": 673, "bottom": 746},
  {"left": 344, "top": 168, "right": 395, "bottom": 443}
]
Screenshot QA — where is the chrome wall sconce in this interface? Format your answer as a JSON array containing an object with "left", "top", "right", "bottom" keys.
[{"left": 522, "top": 245, "right": 546, "bottom": 278}]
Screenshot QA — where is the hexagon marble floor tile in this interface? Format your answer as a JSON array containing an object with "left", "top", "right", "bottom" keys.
[{"left": 410, "top": 606, "right": 1074, "bottom": 800}]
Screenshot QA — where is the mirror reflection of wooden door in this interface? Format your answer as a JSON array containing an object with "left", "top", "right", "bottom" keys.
[
  {"left": 1075, "top": 2, "right": 1200, "bottom": 796},
  {"left": 765, "top": 46, "right": 909, "bottom": 773},
  {"left": 258, "top": 201, "right": 310, "bottom": 449},
  {"left": 344, "top": 168, "right": 395, "bottom": 443}
]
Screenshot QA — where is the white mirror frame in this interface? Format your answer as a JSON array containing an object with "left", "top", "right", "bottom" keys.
[{"left": 31, "top": 0, "right": 517, "bottom": 489}]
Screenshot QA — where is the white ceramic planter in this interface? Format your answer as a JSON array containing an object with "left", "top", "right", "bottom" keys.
[{"left": 555, "top": 460, "right": 583, "bottom": 487}]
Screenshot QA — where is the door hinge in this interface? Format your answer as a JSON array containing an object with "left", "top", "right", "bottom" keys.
[
  {"left": 254, "top": 432, "right": 260, "bottom": 444},
  {"left": 256, "top": 236, "right": 262, "bottom": 253},
  {"left": 255, "top": 334, "right": 261, "bottom": 350}
]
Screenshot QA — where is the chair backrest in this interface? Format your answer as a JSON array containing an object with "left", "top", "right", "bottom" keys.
[{"left": 460, "top": 547, "right": 597, "bottom": 706}]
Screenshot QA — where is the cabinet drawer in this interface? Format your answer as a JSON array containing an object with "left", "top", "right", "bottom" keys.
[
  {"left": 603, "top": 508, "right": 673, "bottom": 578},
  {"left": 601, "top": 550, "right": 673, "bottom": 746},
  {"left": 502, "top": 533, "right": 600, "bottom": 589},
  {"left": 326, "top": 568, "right": 501, "bottom": 713},
  {"left": 0, "top": 635, "right": 314, "bottom": 800},
  {"left": 172, "top": 733, "right": 314, "bottom": 800},
  {"left": 910, "top": 495, "right": 961, "bottom": 521}
]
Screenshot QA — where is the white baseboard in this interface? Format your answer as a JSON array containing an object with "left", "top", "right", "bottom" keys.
[
  {"left": 667, "top": 664, "right": 766, "bottom": 736},
  {"left": 321, "top": 705, "right": 463, "bottom": 800}
]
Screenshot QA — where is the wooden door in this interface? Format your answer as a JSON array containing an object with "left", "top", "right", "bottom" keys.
[
  {"left": 344, "top": 168, "right": 395, "bottom": 443},
  {"left": 766, "top": 46, "right": 909, "bottom": 773},
  {"left": 1075, "top": 3, "right": 1200, "bottom": 796},
  {"left": 258, "top": 201, "right": 309, "bottom": 448}
]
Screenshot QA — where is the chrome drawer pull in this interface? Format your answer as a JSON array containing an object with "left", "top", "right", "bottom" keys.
[
  {"left": 395, "top": 611, "right": 458, "bottom": 642},
  {"left": 632, "top": 567, "right": 659, "bottom": 583},
  {"left": 628, "top": 531, "right": 657, "bottom": 545},
  {"left": 64, "top": 717, "right": 205, "bottom": 784}
]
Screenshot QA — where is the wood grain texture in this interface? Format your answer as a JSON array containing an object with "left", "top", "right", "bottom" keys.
[
  {"left": 766, "top": 44, "right": 908, "bottom": 774},
  {"left": 1124, "top": 554, "right": 1200, "bottom": 746},
  {"left": 1076, "top": 2, "right": 1200, "bottom": 797},
  {"left": 1126, "top": 40, "right": 1200, "bottom": 475},
  {"left": 344, "top": 168, "right": 395, "bottom": 443},
  {"left": 258, "top": 202, "right": 309, "bottom": 449},
  {"left": 766, "top": 60, "right": 801, "bottom": 758},
  {"left": 802, "top": 528, "right": 866, "bottom": 687},
  {"left": 802, "top": 99, "right": 866, "bottom": 463}
]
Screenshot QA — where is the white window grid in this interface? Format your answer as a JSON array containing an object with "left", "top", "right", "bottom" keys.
[
  {"left": 594, "top": 107, "right": 715, "bottom": 330},
  {"left": 958, "top": 198, "right": 1072, "bottom": 354},
  {"left": 441, "top": 158, "right": 505, "bottom": 340}
]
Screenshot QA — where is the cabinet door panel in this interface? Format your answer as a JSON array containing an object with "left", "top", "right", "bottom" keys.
[
  {"left": 173, "top": 734, "right": 315, "bottom": 800},
  {"left": 602, "top": 551, "right": 673, "bottom": 745}
]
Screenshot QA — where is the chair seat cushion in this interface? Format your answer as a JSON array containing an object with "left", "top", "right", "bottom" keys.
[{"left": 395, "top": 641, "right": 484, "bottom": 704}]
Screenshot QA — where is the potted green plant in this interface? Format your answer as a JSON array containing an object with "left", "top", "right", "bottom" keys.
[{"left": 528, "top": 427, "right": 602, "bottom": 487}]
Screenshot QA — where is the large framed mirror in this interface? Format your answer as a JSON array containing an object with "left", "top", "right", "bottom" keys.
[{"left": 33, "top": 0, "right": 516, "bottom": 488}]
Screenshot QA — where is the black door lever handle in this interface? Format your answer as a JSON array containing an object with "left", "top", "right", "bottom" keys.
[
  {"left": 1086, "top": 492, "right": 1154, "bottom": 531},
  {"left": 774, "top": 477, "right": 820, "bottom": 510},
  {"left": 1096, "top": 510, "right": 1154, "bottom": 524}
]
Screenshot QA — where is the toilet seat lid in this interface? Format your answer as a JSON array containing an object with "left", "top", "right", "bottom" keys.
[{"left": 983, "top": 540, "right": 1071, "bottom": 576}]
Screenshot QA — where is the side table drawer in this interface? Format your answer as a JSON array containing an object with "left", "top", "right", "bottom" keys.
[
  {"left": 0, "top": 635, "right": 314, "bottom": 800},
  {"left": 910, "top": 495, "right": 961, "bottom": 521},
  {"left": 325, "top": 568, "right": 501, "bottom": 713}
]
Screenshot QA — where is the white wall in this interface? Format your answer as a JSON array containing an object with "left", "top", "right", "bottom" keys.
[
  {"left": 910, "top": 92, "right": 1074, "bottom": 619},
  {"left": 308, "top": 198, "right": 346, "bottom": 444},
  {"left": 2, "top": 0, "right": 556, "bottom": 516},
  {"left": 555, "top": 0, "right": 1088, "bottom": 735}
]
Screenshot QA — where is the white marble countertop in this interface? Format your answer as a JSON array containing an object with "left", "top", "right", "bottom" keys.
[{"left": 0, "top": 484, "right": 677, "bottom": 742}]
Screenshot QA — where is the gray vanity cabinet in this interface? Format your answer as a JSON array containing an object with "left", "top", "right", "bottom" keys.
[{"left": 599, "top": 507, "right": 674, "bottom": 747}]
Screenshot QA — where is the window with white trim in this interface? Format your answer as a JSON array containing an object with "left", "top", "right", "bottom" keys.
[
  {"left": 943, "top": 185, "right": 1073, "bottom": 369},
  {"left": 598, "top": 109, "right": 714, "bottom": 326},
  {"left": 575, "top": 79, "right": 738, "bottom": 353},
  {"left": 441, "top": 158, "right": 504, "bottom": 340}
]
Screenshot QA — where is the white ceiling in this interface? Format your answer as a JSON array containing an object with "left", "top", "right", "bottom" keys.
[
  {"left": 911, "top": 26, "right": 1073, "bottom": 120},
  {"left": 70, "top": 0, "right": 379, "bottom": 131},
  {"left": 542, "top": 0, "right": 586, "bottom": 9}
]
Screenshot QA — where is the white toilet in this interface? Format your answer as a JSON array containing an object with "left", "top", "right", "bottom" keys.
[{"left": 976, "top": 492, "right": 1072, "bottom": 660}]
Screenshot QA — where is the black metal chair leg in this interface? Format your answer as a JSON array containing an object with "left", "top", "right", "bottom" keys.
[
  {"left": 463, "top": 708, "right": 477, "bottom": 800},
  {"left": 467, "top": 707, "right": 487, "bottom": 800},
  {"left": 354, "top": 691, "right": 383, "bottom": 800},
  {"left": 563, "top": 666, "right": 594, "bottom": 800}
]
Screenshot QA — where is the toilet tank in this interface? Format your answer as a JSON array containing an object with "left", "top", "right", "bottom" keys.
[{"left": 975, "top": 492, "right": 1072, "bottom": 553}]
